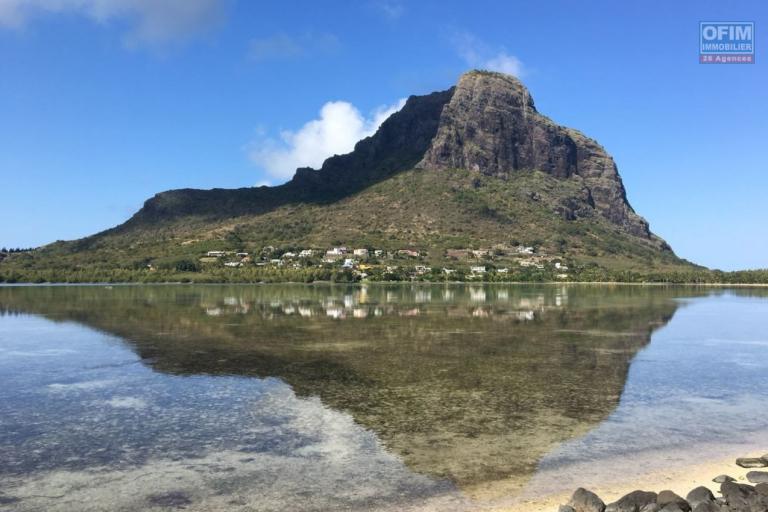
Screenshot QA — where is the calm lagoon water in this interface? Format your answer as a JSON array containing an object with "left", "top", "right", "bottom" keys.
[{"left": 0, "top": 284, "right": 767, "bottom": 511}]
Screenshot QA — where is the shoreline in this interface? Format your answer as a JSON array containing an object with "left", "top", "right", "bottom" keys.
[
  {"left": 478, "top": 441, "right": 768, "bottom": 512},
  {"left": 2, "top": 281, "right": 768, "bottom": 288}
]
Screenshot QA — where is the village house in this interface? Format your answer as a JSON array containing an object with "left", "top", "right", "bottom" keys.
[
  {"left": 298, "top": 249, "right": 314, "bottom": 258},
  {"left": 373, "top": 249, "right": 384, "bottom": 257},
  {"left": 224, "top": 261, "right": 242, "bottom": 268},
  {"left": 206, "top": 250, "right": 227, "bottom": 257},
  {"left": 397, "top": 249, "right": 420, "bottom": 258},
  {"left": 323, "top": 249, "right": 344, "bottom": 262},
  {"left": 414, "top": 265, "right": 431, "bottom": 275},
  {"left": 470, "top": 266, "right": 487, "bottom": 274},
  {"left": 442, "top": 268, "right": 456, "bottom": 275},
  {"left": 472, "top": 249, "right": 491, "bottom": 258},
  {"left": 353, "top": 248, "right": 369, "bottom": 258},
  {"left": 554, "top": 262, "right": 569, "bottom": 270},
  {"left": 281, "top": 251, "right": 297, "bottom": 259},
  {"left": 516, "top": 246, "right": 535, "bottom": 255},
  {"left": 342, "top": 258, "right": 357, "bottom": 269},
  {"left": 497, "top": 267, "right": 509, "bottom": 273},
  {"left": 235, "top": 252, "right": 249, "bottom": 257}
]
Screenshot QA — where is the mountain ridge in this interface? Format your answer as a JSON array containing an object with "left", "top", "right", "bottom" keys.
[
  {"left": 2, "top": 70, "right": 698, "bottom": 281},
  {"left": 116, "top": 70, "right": 660, "bottom": 247}
]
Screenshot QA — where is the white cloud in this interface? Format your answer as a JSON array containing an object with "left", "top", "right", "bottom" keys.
[
  {"left": 248, "top": 32, "right": 340, "bottom": 62},
  {"left": 371, "top": 0, "right": 404, "bottom": 20},
  {"left": 454, "top": 32, "right": 526, "bottom": 77},
  {"left": 0, "top": 0, "right": 227, "bottom": 48},
  {"left": 482, "top": 53, "right": 525, "bottom": 77},
  {"left": 249, "top": 98, "right": 407, "bottom": 181}
]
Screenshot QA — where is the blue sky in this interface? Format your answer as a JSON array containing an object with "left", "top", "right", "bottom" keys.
[{"left": 0, "top": 0, "right": 766, "bottom": 270}]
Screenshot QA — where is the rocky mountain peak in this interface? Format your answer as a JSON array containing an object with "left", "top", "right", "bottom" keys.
[{"left": 419, "top": 69, "right": 652, "bottom": 238}]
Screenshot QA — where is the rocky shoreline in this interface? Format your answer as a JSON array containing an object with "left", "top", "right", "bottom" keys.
[{"left": 560, "top": 455, "right": 768, "bottom": 512}]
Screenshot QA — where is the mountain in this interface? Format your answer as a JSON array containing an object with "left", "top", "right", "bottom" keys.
[{"left": 2, "top": 70, "right": 694, "bottom": 281}]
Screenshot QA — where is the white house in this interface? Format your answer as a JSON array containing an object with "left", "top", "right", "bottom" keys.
[
  {"left": 224, "top": 261, "right": 242, "bottom": 268},
  {"left": 470, "top": 266, "right": 486, "bottom": 274},
  {"left": 497, "top": 267, "right": 509, "bottom": 273},
  {"left": 342, "top": 258, "right": 357, "bottom": 269},
  {"left": 353, "top": 248, "right": 369, "bottom": 257},
  {"left": 282, "top": 252, "right": 297, "bottom": 259},
  {"left": 299, "top": 249, "right": 314, "bottom": 258},
  {"left": 516, "top": 246, "right": 535, "bottom": 255},
  {"left": 207, "top": 251, "right": 227, "bottom": 257}
]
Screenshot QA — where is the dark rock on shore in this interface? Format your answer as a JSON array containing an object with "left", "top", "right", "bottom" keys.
[
  {"left": 736, "top": 458, "right": 768, "bottom": 469},
  {"left": 658, "top": 490, "right": 691, "bottom": 512},
  {"left": 562, "top": 454, "right": 768, "bottom": 512},
  {"left": 690, "top": 503, "right": 720, "bottom": 512},
  {"left": 720, "top": 482, "right": 757, "bottom": 511},
  {"left": 686, "top": 487, "right": 715, "bottom": 510},
  {"left": 568, "top": 487, "right": 606, "bottom": 512},
  {"left": 747, "top": 471, "right": 768, "bottom": 484},
  {"left": 605, "top": 490, "right": 658, "bottom": 512}
]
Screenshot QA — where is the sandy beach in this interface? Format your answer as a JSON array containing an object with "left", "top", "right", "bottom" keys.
[{"left": 480, "top": 443, "right": 768, "bottom": 512}]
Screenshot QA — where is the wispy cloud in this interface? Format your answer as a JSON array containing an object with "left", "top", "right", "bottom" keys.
[
  {"left": 453, "top": 32, "right": 526, "bottom": 77},
  {"left": 249, "top": 98, "right": 407, "bottom": 181},
  {"left": 248, "top": 32, "right": 340, "bottom": 62},
  {"left": 370, "top": 0, "right": 404, "bottom": 20},
  {"left": 0, "top": 0, "right": 227, "bottom": 49}
]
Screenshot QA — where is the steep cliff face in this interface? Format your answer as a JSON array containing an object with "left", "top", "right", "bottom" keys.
[
  {"left": 289, "top": 87, "right": 455, "bottom": 197},
  {"left": 419, "top": 71, "right": 650, "bottom": 238}
]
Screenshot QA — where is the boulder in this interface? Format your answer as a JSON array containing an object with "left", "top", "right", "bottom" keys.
[
  {"left": 713, "top": 476, "right": 736, "bottom": 484},
  {"left": 755, "top": 483, "right": 768, "bottom": 496},
  {"left": 606, "top": 491, "right": 658, "bottom": 512},
  {"left": 691, "top": 503, "right": 721, "bottom": 512},
  {"left": 746, "top": 471, "right": 768, "bottom": 484},
  {"left": 640, "top": 504, "right": 660, "bottom": 512},
  {"left": 560, "top": 506, "right": 577, "bottom": 512},
  {"left": 659, "top": 505, "right": 686, "bottom": 512},
  {"left": 568, "top": 488, "right": 606, "bottom": 512},
  {"left": 735, "top": 458, "right": 767, "bottom": 469},
  {"left": 719, "top": 482, "right": 756, "bottom": 511},
  {"left": 686, "top": 487, "right": 715, "bottom": 509},
  {"left": 657, "top": 490, "right": 690, "bottom": 512}
]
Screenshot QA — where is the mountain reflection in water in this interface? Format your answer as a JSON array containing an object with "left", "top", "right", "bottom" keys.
[{"left": 4, "top": 284, "right": 765, "bottom": 511}]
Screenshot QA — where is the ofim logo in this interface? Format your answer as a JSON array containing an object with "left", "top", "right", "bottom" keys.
[{"left": 700, "top": 21, "right": 754, "bottom": 64}]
